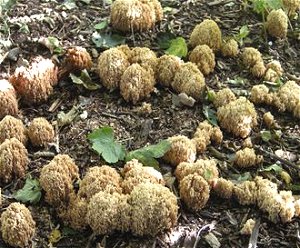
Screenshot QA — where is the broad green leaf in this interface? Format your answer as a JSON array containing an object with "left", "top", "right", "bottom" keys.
[
  {"left": 88, "top": 126, "right": 126, "bottom": 163},
  {"left": 70, "top": 70, "right": 101, "bottom": 90},
  {"left": 165, "top": 37, "right": 188, "bottom": 58},
  {"left": 0, "top": 0, "right": 16, "bottom": 12},
  {"left": 207, "top": 90, "right": 215, "bottom": 102},
  {"left": 252, "top": 0, "right": 266, "bottom": 14},
  {"left": 260, "top": 130, "right": 272, "bottom": 142},
  {"left": 94, "top": 20, "right": 108, "bottom": 30},
  {"left": 126, "top": 140, "right": 171, "bottom": 168},
  {"left": 157, "top": 32, "right": 176, "bottom": 49},
  {"left": 203, "top": 106, "right": 218, "bottom": 126},
  {"left": 239, "top": 25, "right": 250, "bottom": 39},
  {"left": 47, "top": 36, "right": 63, "bottom": 54},
  {"left": 267, "top": 0, "right": 282, "bottom": 10},
  {"left": 92, "top": 32, "right": 125, "bottom": 48},
  {"left": 259, "top": 163, "right": 282, "bottom": 172},
  {"left": 14, "top": 178, "right": 42, "bottom": 204}
]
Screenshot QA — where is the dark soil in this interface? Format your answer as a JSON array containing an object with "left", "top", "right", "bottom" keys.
[{"left": 1, "top": 0, "right": 300, "bottom": 247}]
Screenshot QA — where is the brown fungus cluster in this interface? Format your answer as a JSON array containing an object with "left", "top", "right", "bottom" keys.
[
  {"left": 0, "top": 79, "right": 19, "bottom": 119},
  {"left": 10, "top": 56, "right": 58, "bottom": 104},
  {"left": 27, "top": 117, "right": 55, "bottom": 147},
  {"left": 282, "top": 0, "right": 300, "bottom": 16},
  {"left": 234, "top": 148, "right": 263, "bottom": 168},
  {"left": 212, "top": 88, "right": 237, "bottom": 108},
  {"left": 1, "top": 202, "right": 36, "bottom": 248},
  {"left": 0, "top": 115, "right": 27, "bottom": 144},
  {"left": 110, "top": 0, "right": 162, "bottom": 32},
  {"left": 0, "top": 138, "right": 29, "bottom": 183},
  {"left": 221, "top": 38, "right": 239, "bottom": 57},
  {"left": 266, "top": 9, "right": 288, "bottom": 39},
  {"left": 189, "top": 45, "right": 215, "bottom": 75},
  {"left": 241, "top": 47, "right": 266, "bottom": 78}
]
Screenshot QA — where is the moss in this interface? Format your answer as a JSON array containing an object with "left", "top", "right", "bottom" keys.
[
  {"left": 213, "top": 88, "right": 236, "bottom": 108},
  {"left": 221, "top": 38, "right": 239, "bottom": 57},
  {"left": 27, "top": 117, "right": 55, "bottom": 147},
  {"left": 156, "top": 55, "right": 183, "bottom": 87},
  {"left": 266, "top": 9, "right": 288, "bottom": 39},
  {"left": 163, "top": 135, "right": 196, "bottom": 166},
  {"left": 189, "top": 19, "right": 222, "bottom": 51},
  {"left": 121, "top": 159, "right": 164, "bottom": 194},
  {"left": 234, "top": 148, "right": 263, "bottom": 168},
  {"left": 0, "top": 115, "right": 27, "bottom": 144},
  {"left": 129, "top": 183, "right": 178, "bottom": 236},
  {"left": 1, "top": 202, "right": 35, "bottom": 248},
  {"left": 217, "top": 97, "right": 258, "bottom": 138},
  {"left": 179, "top": 174, "right": 210, "bottom": 211},
  {"left": 0, "top": 138, "right": 29, "bottom": 183},
  {"left": 10, "top": 56, "right": 58, "bottom": 104},
  {"left": 172, "top": 62, "right": 206, "bottom": 100},
  {"left": 189, "top": 45, "right": 215, "bottom": 75},
  {"left": 97, "top": 47, "right": 130, "bottom": 90},
  {"left": 0, "top": 79, "right": 18, "bottom": 119},
  {"left": 120, "top": 63, "right": 156, "bottom": 104},
  {"left": 78, "top": 165, "right": 122, "bottom": 201}
]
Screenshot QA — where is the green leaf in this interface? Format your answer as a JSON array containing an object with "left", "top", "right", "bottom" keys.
[
  {"left": 94, "top": 20, "right": 108, "bottom": 30},
  {"left": 88, "top": 126, "right": 126, "bottom": 163},
  {"left": 203, "top": 106, "right": 218, "bottom": 126},
  {"left": 259, "top": 163, "right": 282, "bottom": 173},
  {"left": 126, "top": 140, "right": 171, "bottom": 168},
  {"left": 92, "top": 32, "right": 125, "bottom": 48},
  {"left": 252, "top": 0, "right": 267, "bottom": 14},
  {"left": 157, "top": 32, "right": 176, "bottom": 49},
  {"left": 206, "top": 90, "right": 215, "bottom": 102},
  {"left": 231, "top": 172, "right": 252, "bottom": 182},
  {"left": 62, "top": 0, "right": 77, "bottom": 9},
  {"left": 267, "top": 0, "right": 282, "bottom": 10},
  {"left": 0, "top": 0, "right": 16, "bottom": 12},
  {"left": 204, "top": 169, "right": 213, "bottom": 180},
  {"left": 70, "top": 70, "right": 101, "bottom": 90},
  {"left": 47, "top": 36, "right": 63, "bottom": 55},
  {"left": 14, "top": 178, "right": 42, "bottom": 204},
  {"left": 165, "top": 37, "right": 188, "bottom": 58},
  {"left": 260, "top": 130, "right": 272, "bottom": 142}
]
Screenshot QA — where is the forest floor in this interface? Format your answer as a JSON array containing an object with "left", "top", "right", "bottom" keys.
[{"left": 1, "top": 0, "right": 300, "bottom": 247}]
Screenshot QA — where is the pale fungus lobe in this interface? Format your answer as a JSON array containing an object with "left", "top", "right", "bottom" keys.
[
  {"left": 120, "top": 63, "right": 156, "bottom": 104},
  {"left": 250, "top": 84, "right": 273, "bottom": 105},
  {"left": 163, "top": 135, "right": 196, "bottom": 166},
  {"left": 189, "top": 45, "right": 215, "bottom": 75},
  {"left": 192, "top": 120, "right": 213, "bottom": 153},
  {"left": 27, "top": 117, "right": 55, "bottom": 147},
  {"left": 0, "top": 138, "right": 29, "bottom": 183},
  {"left": 250, "top": 61, "right": 266, "bottom": 78},
  {"left": 217, "top": 97, "right": 258, "bottom": 138},
  {"left": 282, "top": 0, "right": 300, "bottom": 16},
  {"left": 1, "top": 202, "right": 36, "bottom": 248},
  {"left": 87, "top": 191, "right": 131, "bottom": 234},
  {"left": 130, "top": 183, "right": 178, "bottom": 236},
  {"left": 0, "top": 115, "right": 27, "bottom": 144},
  {"left": 234, "top": 148, "right": 263, "bottom": 168},
  {"left": 129, "top": 47, "right": 158, "bottom": 73},
  {"left": 172, "top": 62, "right": 206, "bottom": 100},
  {"left": 10, "top": 56, "right": 58, "bottom": 104},
  {"left": 39, "top": 154, "right": 79, "bottom": 207},
  {"left": 121, "top": 159, "right": 164, "bottom": 194},
  {"left": 241, "top": 47, "right": 263, "bottom": 68},
  {"left": 189, "top": 19, "right": 222, "bottom": 51},
  {"left": 0, "top": 79, "right": 18, "bottom": 119},
  {"left": 263, "top": 112, "right": 275, "bottom": 128},
  {"left": 110, "top": 0, "right": 162, "bottom": 32},
  {"left": 97, "top": 47, "right": 130, "bottom": 90},
  {"left": 78, "top": 165, "right": 122, "bottom": 200},
  {"left": 179, "top": 174, "right": 210, "bottom": 211},
  {"left": 156, "top": 55, "right": 183, "bottom": 87},
  {"left": 233, "top": 180, "right": 257, "bottom": 205},
  {"left": 64, "top": 46, "right": 93, "bottom": 71},
  {"left": 266, "top": 9, "right": 288, "bottom": 39},
  {"left": 221, "top": 38, "right": 239, "bottom": 57},
  {"left": 212, "top": 178, "right": 234, "bottom": 199},
  {"left": 240, "top": 219, "right": 255, "bottom": 235},
  {"left": 213, "top": 88, "right": 236, "bottom": 108}
]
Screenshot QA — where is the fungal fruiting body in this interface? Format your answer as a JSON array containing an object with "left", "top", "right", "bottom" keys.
[
  {"left": 0, "top": 79, "right": 18, "bottom": 119},
  {"left": 266, "top": 9, "right": 288, "bottom": 39},
  {"left": 250, "top": 84, "right": 273, "bottom": 105},
  {"left": 110, "top": 0, "right": 162, "bottom": 32},
  {"left": 129, "top": 47, "right": 158, "bottom": 74},
  {"left": 264, "top": 60, "right": 283, "bottom": 82},
  {"left": 27, "top": 117, "right": 55, "bottom": 147},
  {"left": 120, "top": 63, "right": 156, "bottom": 104},
  {"left": 240, "top": 219, "right": 255, "bottom": 235},
  {"left": 217, "top": 97, "right": 258, "bottom": 138},
  {"left": 0, "top": 138, "right": 29, "bottom": 183},
  {"left": 10, "top": 57, "right": 58, "bottom": 104},
  {"left": 282, "top": 0, "right": 300, "bottom": 16},
  {"left": 0, "top": 115, "right": 27, "bottom": 144},
  {"left": 163, "top": 135, "right": 196, "bottom": 166},
  {"left": 221, "top": 38, "right": 239, "bottom": 57},
  {"left": 64, "top": 46, "right": 93, "bottom": 71},
  {"left": 189, "top": 45, "right": 215, "bottom": 75},
  {"left": 211, "top": 178, "right": 234, "bottom": 199},
  {"left": 97, "top": 47, "right": 130, "bottom": 90},
  {"left": 234, "top": 148, "right": 263, "bottom": 168},
  {"left": 263, "top": 112, "right": 275, "bottom": 128},
  {"left": 189, "top": 19, "right": 222, "bottom": 52},
  {"left": 172, "top": 62, "right": 206, "bottom": 100},
  {"left": 1, "top": 202, "right": 36, "bottom": 248},
  {"left": 213, "top": 88, "right": 236, "bottom": 108},
  {"left": 241, "top": 47, "right": 266, "bottom": 78}
]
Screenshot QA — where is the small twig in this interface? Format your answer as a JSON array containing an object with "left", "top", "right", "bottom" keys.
[
  {"left": 248, "top": 218, "right": 260, "bottom": 248},
  {"left": 32, "top": 151, "right": 56, "bottom": 159},
  {"left": 286, "top": 72, "right": 300, "bottom": 83},
  {"left": 85, "top": 232, "right": 96, "bottom": 248},
  {"left": 101, "top": 112, "right": 121, "bottom": 119}
]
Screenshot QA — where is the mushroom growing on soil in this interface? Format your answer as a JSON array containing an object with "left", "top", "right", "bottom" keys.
[
  {"left": 0, "top": 138, "right": 29, "bottom": 183},
  {"left": 10, "top": 56, "right": 58, "bottom": 104},
  {"left": 189, "top": 44, "right": 215, "bottom": 75},
  {"left": 129, "top": 47, "right": 158, "bottom": 74},
  {"left": 27, "top": 117, "right": 55, "bottom": 147},
  {"left": 0, "top": 115, "right": 27, "bottom": 144},
  {"left": 266, "top": 9, "right": 288, "bottom": 39},
  {"left": 0, "top": 79, "right": 19, "bottom": 119},
  {"left": 212, "top": 88, "right": 236, "bottom": 108},
  {"left": 221, "top": 38, "right": 239, "bottom": 57},
  {"left": 1, "top": 202, "right": 36, "bottom": 248},
  {"left": 234, "top": 148, "right": 263, "bottom": 168}
]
